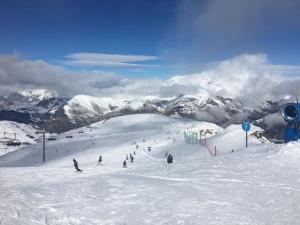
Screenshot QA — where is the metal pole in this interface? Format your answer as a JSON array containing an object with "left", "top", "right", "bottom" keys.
[
  {"left": 297, "top": 98, "right": 299, "bottom": 141},
  {"left": 42, "top": 132, "right": 46, "bottom": 162},
  {"left": 246, "top": 131, "right": 248, "bottom": 148}
]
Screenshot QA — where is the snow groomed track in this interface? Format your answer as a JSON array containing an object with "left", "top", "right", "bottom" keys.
[{"left": 0, "top": 114, "right": 299, "bottom": 225}]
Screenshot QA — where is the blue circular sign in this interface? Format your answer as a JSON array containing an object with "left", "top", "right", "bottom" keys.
[{"left": 242, "top": 121, "right": 251, "bottom": 132}]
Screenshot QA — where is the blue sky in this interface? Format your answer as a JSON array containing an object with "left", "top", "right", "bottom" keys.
[{"left": 1, "top": 0, "right": 300, "bottom": 78}]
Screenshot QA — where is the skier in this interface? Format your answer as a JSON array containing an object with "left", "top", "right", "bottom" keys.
[
  {"left": 133, "top": 151, "right": 136, "bottom": 155},
  {"left": 136, "top": 144, "right": 139, "bottom": 150},
  {"left": 73, "top": 159, "right": 82, "bottom": 172},
  {"left": 130, "top": 154, "right": 134, "bottom": 163},
  {"left": 98, "top": 155, "right": 103, "bottom": 164},
  {"left": 126, "top": 154, "right": 129, "bottom": 160},
  {"left": 123, "top": 160, "right": 127, "bottom": 168},
  {"left": 167, "top": 154, "right": 173, "bottom": 164}
]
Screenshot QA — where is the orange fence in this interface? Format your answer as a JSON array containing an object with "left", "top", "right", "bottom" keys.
[
  {"left": 184, "top": 131, "right": 218, "bottom": 156},
  {"left": 200, "top": 138, "right": 217, "bottom": 156}
]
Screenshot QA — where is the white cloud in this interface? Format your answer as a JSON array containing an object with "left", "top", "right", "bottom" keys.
[
  {"left": 0, "top": 54, "right": 121, "bottom": 96},
  {"left": 263, "top": 64, "right": 300, "bottom": 75},
  {"left": 1, "top": 53, "right": 300, "bottom": 104},
  {"left": 64, "top": 53, "right": 159, "bottom": 67},
  {"left": 162, "top": 54, "right": 300, "bottom": 103}
]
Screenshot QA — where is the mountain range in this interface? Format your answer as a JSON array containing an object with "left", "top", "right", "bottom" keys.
[{"left": 0, "top": 89, "right": 287, "bottom": 140}]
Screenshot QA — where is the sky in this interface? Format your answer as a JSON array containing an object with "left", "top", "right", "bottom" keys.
[{"left": 1, "top": 0, "right": 300, "bottom": 100}]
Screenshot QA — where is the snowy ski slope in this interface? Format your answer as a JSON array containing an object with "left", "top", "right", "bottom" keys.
[
  {"left": 0, "top": 114, "right": 299, "bottom": 225},
  {"left": 0, "top": 121, "right": 38, "bottom": 156}
]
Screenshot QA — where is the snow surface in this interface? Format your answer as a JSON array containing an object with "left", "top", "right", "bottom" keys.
[
  {"left": 0, "top": 114, "right": 299, "bottom": 225},
  {"left": 0, "top": 121, "right": 38, "bottom": 156},
  {"left": 204, "top": 124, "right": 268, "bottom": 154},
  {"left": 64, "top": 95, "right": 111, "bottom": 120}
]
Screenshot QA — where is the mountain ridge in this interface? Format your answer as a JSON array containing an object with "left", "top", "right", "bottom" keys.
[{"left": 0, "top": 89, "right": 287, "bottom": 139}]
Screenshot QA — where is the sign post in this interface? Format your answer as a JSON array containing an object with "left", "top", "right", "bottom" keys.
[
  {"left": 42, "top": 131, "right": 46, "bottom": 162},
  {"left": 242, "top": 121, "right": 251, "bottom": 148}
]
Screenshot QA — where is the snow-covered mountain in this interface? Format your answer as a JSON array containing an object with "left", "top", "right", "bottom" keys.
[
  {"left": 0, "top": 89, "right": 286, "bottom": 139},
  {"left": 0, "top": 120, "right": 40, "bottom": 156}
]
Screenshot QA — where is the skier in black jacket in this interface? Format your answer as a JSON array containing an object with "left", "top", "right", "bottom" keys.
[
  {"left": 98, "top": 155, "right": 103, "bottom": 164},
  {"left": 73, "top": 159, "right": 82, "bottom": 172},
  {"left": 130, "top": 154, "right": 134, "bottom": 163},
  {"left": 167, "top": 154, "right": 173, "bottom": 164}
]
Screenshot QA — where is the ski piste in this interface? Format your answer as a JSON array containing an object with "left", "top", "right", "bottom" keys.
[{"left": 0, "top": 114, "right": 298, "bottom": 224}]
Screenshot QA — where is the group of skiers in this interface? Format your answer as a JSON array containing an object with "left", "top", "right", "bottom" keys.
[
  {"left": 72, "top": 154, "right": 103, "bottom": 172},
  {"left": 123, "top": 151, "right": 136, "bottom": 168},
  {"left": 72, "top": 137, "right": 175, "bottom": 172},
  {"left": 72, "top": 150, "right": 138, "bottom": 171}
]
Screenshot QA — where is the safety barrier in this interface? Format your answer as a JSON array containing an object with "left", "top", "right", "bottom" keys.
[
  {"left": 200, "top": 138, "right": 217, "bottom": 156},
  {"left": 184, "top": 131, "right": 217, "bottom": 156}
]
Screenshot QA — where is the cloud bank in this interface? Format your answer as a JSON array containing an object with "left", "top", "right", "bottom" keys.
[
  {"left": 0, "top": 54, "right": 121, "bottom": 96},
  {"left": 1, "top": 53, "right": 300, "bottom": 104}
]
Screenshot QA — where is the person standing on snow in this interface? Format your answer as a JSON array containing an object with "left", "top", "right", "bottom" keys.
[{"left": 123, "top": 160, "right": 127, "bottom": 168}]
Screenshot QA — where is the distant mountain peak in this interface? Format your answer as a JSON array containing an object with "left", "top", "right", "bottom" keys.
[{"left": 20, "top": 89, "right": 54, "bottom": 102}]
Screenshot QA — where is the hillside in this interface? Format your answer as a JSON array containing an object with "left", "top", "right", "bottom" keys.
[
  {"left": 0, "top": 121, "right": 40, "bottom": 156},
  {"left": 0, "top": 89, "right": 286, "bottom": 138},
  {"left": 1, "top": 114, "right": 298, "bottom": 224}
]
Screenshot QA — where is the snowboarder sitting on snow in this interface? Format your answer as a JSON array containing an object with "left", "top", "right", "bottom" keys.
[
  {"left": 167, "top": 154, "right": 173, "bottom": 164},
  {"left": 123, "top": 160, "right": 127, "bottom": 168},
  {"left": 73, "top": 159, "right": 82, "bottom": 172},
  {"left": 98, "top": 155, "right": 103, "bottom": 164}
]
